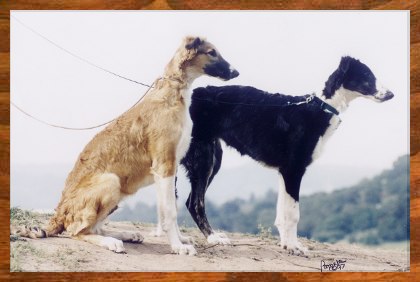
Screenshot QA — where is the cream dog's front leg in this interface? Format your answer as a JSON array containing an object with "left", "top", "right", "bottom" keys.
[{"left": 154, "top": 174, "right": 196, "bottom": 255}]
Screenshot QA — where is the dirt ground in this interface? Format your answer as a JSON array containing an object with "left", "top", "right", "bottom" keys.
[{"left": 10, "top": 219, "right": 409, "bottom": 272}]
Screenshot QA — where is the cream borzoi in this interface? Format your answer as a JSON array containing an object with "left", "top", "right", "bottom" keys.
[{"left": 13, "top": 36, "right": 239, "bottom": 255}]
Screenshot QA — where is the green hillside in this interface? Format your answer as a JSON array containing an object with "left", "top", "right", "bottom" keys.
[{"left": 298, "top": 154, "right": 409, "bottom": 244}]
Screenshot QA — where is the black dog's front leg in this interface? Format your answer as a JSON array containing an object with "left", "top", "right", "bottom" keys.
[{"left": 275, "top": 170, "right": 308, "bottom": 255}]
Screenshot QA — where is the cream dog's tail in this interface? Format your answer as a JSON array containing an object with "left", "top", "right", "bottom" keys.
[{"left": 11, "top": 213, "right": 64, "bottom": 239}]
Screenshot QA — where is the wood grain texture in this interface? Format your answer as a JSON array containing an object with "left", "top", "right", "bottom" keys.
[
  {"left": 410, "top": 0, "right": 420, "bottom": 275},
  {"left": 0, "top": 0, "right": 417, "bottom": 281}
]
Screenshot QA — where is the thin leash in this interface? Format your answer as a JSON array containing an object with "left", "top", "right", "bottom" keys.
[
  {"left": 11, "top": 15, "right": 157, "bottom": 130},
  {"left": 192, "top": 94, "right": 316, "bottom": 107},
  {"left": 192, "top": 93, "right": 340, "bottom": 115},
  {"left": 12, "top": 81, "right": 156, "bottom": 130},
  {"left": 11, "top": 15, "right": 153, "bottom": 88}
]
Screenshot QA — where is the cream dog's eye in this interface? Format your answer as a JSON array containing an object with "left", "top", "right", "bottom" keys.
[{"left": 207, "top": 49, "right": 217, "bottom": 57}]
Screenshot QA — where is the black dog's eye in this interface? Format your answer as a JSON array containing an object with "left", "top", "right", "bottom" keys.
[{"left": 207, "top": 49, "right": 217, "bottom": 57}]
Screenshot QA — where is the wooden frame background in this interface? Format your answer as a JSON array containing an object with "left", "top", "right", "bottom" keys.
[{"left": 0, "top": 1, "right": 417, "bottom": 281}]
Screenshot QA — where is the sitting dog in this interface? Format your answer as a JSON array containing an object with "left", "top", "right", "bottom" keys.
[
  {"left": 180, "top": 56, "right": 394, "bottom": 255},
  {"left": 12, "top": 36, "right": 239, "bottom": 255}
]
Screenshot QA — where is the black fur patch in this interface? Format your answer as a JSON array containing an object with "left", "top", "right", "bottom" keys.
[{"left": 107, "top": 205, "right": 118, "bottom": 216}]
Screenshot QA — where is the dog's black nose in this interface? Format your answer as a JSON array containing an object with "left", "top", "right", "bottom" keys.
[
  {"left": 384, "top": 91, "right": 394, "bottom": 101},
  {"left": 230, "top": 69, "right": 239, "bottom": 79}
]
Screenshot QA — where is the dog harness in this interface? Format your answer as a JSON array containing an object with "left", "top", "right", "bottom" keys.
[
  {"left": 287, "top": 93, "right": 339, "bottom": 116},
  {"left": 306, "top": 94, "right": 340, "bottom": 116}
]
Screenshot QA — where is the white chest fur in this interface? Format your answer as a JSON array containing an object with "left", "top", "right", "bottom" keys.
[
  {"left": 176, "top": 94, "right": 193, "bottom": 162},
  {"left": 311, "top": 115, "right": 341, "bottom": 161}
]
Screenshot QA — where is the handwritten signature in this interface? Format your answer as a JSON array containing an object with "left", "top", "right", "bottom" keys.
[{"left": 320, "top": 259, "right": 346, "bottom": 272}]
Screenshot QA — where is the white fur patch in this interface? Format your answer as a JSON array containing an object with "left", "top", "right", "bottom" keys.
[
  {"left": 176, "top": 113, "right": 193, "bottom": 161},
  {"left": 175, "top": 221, "right": 194, "bottom": 244},
  {"left": 171, "top": 243, "right": 197, "bottom": 256},
  {"left": 99, "top": 237, "right": 125, "bottom": 253},
  {"left": 207, "top": 232, "right": 231, "bottom": 245},
  {"left": 275, "top": 174, "right": 307, "bottom": 255},
  {"left": 373, "top": 80, "right": 390, "bottom": 101},
  {"left": 282, "top": 193, "right": 300, "bottom": 248},
  {"left": 375, "top": 80, "right": 388, "bottom": 94},
  {"left": 155, "top": 175, "right": 197, "bottom": 255},
  {"left": 275, "top": 175, "right": 286, "bottom": 244},
  {"left": 325, "top": 86, "right": 360, "bottom": 112},
  {"left": 150, "top": 224, "right": 163, "bottom": 237},
  {"left": 176, "top": 90, "right": 193, "bottom": 162},
  {"left": 312, "top": 115, "right": 341, "bottom": 161},
  {"left": 155, "top": 176, "right": 176, "bottom": 231},
  {"left": 113, "top": 231, "right": 144, "bottom": 243}
]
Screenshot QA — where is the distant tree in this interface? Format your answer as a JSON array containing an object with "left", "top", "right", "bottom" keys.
[
  {"left": 364, "top": 187, "right": 381, "bottom": 204},
  {"left": 351, "top": 207, "right": 377, "bottom": 231}
]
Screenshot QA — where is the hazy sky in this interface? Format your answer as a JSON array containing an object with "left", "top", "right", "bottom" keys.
[{"left": 11, "top": 11, "right": 408, "bottom": 174}]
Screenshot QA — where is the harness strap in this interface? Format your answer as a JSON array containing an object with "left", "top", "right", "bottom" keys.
[
  {"left": 295, "top": 94, "right": 339, "bottom": 115},
  {"left": 318, "top": 100, "right": 340, "bottom": 116}
]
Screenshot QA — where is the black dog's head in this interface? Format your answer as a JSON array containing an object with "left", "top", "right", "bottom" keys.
[{"left": 323, "top": 56, "right": 394, "bottom": 102}]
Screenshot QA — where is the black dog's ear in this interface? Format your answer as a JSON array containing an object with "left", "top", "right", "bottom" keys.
[
  {"left": 186, "top": 37, "right": 202, "bottom": 50},
  {"left": 339, "top": 56, "right": 352, "bottom": 73},
  {"left": 323, "top": 57, "right": 352, "bottom": 98}
]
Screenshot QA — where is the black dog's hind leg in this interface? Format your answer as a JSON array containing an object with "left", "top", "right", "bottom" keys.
[
  {"left": 181, "top": 139, "right": 230, "bottom": 244},
  {"left": 207, "top": 140, "right": 223, "bottom": 188},
  {"left": 181, "top": 140, "right": 217, "bottom": 237}
]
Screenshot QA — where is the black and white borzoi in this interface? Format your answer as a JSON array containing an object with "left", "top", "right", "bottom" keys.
[{"left": 180, "top": 56, "right": 394, "bottom": 255}]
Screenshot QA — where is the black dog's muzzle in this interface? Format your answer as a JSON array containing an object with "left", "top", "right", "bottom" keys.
[
  {"left": 375, "top": 90, "right": 394, "bottom": 102},
  {"left": 230, "top": 69, "right": 240, "bottom": 79}
]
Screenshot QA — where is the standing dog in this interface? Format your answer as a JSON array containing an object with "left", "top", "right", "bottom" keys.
[
  {"left": 13, "top": 36, "right": 239, "bottom": 255},
  {"left": 180, "top": 56, "right": 394, "bottom": 255}
]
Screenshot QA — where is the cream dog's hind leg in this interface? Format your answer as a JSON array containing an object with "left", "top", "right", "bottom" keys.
[{"left": 69, "top": 173, "right": 131, "bottom": 253}]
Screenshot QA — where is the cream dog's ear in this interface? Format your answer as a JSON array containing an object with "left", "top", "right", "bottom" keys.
[{"left": 185, "top": 37, "right": 203, "bottom": 50}]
